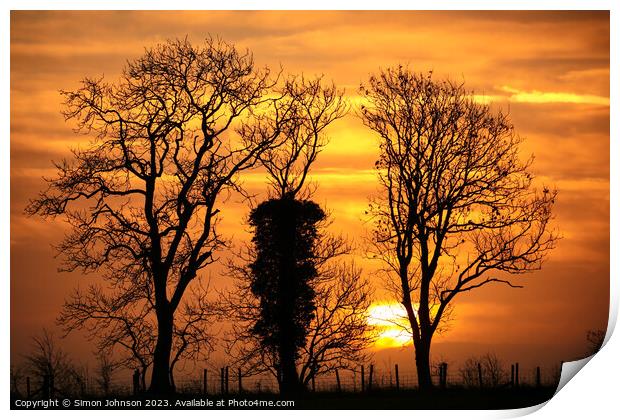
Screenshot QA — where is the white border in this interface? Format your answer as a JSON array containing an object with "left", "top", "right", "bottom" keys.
[
  {"left": 1, "top": 0, "right": 616, "bottom": 11},
  {"left": 4, "top": 1, "right": 617, "bottom": 419}
]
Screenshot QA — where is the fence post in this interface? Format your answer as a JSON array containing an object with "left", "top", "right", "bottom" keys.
[
  {"left": 395, "top": 364, "right": 400, "bottom": 391},
  {"left": 41, "top": 375, "right": 49, "bottom": 399},
  {"left": 439, "top": 363, "right": 447, "bottom": 389},
  {"left": 443, "top": 363, "right": 448, "bottom": 388},
  {"left": 368, "top": 365, "right": 374, "bottom": 391},
  {"left": 220, "top": 367, "right": 224, "bottom": 394},
  {"left": 515, "top": 363, "right": 520, "bottom": 387},
  {"left": 311, "top": 363, "right": 316, "bottom": 392},
  {"left": 439, "top": 363, "right": 446, "bottom": 389},
  {"left": 49, "top": 374, "right": 55, "bottom": 398},
  {"left": 439, "top": 362, "right": 446, "bottom": 389},
  {"left": 238, "top": 368, "right": 243, "bottom": 394},
  {"left": 361, "top": 365, "right": 365, "bottom": 392},
  {"left": 141, "top": 369, "right": 146, "bottom": 392},
  {"left": 26, "top": 377, "right": 31, "bottom": 399},
  {"left": 510, "top": 364, "right": 515, "bottom": 387},
  {"left": 536, "top": 366, "right": 541, "bottom": 388},
  {"left": 203, "top": 369, "right": 208, "bottom": 395},
  {"left": 478, "top": 363, "right": 483, "bottom": 389},
  {"left": 132, "top": 369, "right": 140, "bottom": 395},
  {"left": 225, "top": 366, "right": 229, "bottom": 394},
  {"left": 335, "top": 369, "right": 341, "bottom": 392}
]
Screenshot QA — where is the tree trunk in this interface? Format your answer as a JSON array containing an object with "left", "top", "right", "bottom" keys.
[
  {"left": 415, "top": 338, "right": 433, "bottom": 390},
  {"left": 170, "top": 366, "right": 176, "bottom": 392},
  {"left": 278, "top": 340, "right": 301, "bottom": 395},
  {"left": 400, "top": 269, "right": 434, "bottom": 391},
  {"left": 149, "top": 307, "right": 174, "bottom": 394},
  {"left": 140, "top": 367, "right": 147, "bottom": 392},
  {"left": 276, "top": 199, "right": 303, "bottom": 396}
]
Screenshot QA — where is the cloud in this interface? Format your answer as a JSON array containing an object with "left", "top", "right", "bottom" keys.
[{"left": 500, "top": 85, "right": 609, "bottom": 105}]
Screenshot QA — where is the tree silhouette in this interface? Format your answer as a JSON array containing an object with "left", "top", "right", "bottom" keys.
[
  {"left": 59, "top": 282, "right": 155, "bottom": 391},
  {"left": 23, "top": 330, "right": 85, "bottom": 397},
  {"left": 10, "top": 365, "right": 26, "bottom": 399},
  {"left": 585, "top": 329, "right": 606, "bottom": 355},
  {"left": 360, "top": 66, "right": 558, "bottom": 390},
  {"left": 459, "top": 353, "right": 508, "bottom": 388},
  {"left": 256, "top": 76, "right": 346, "bottom": 198},
  {"left": 58, "top": 279, "right": 215, "bottom": 391},
  {"left": 227, "top": 256, "right": 374, "bottom": 390},
  {"left": 297, "top": 262, "right": 373, "bottom": 388},
  {"left": 224, "top": 76, "right": 355, "bottom": 394},
  {"left": 248, "top": 197, "right": 325, "bottom": 393},
  {"left": 26, "top": 37, "right": 291, "bottom": 393},
  {"left": 95, "top": 354, "right": 116, "bottom": 395}
]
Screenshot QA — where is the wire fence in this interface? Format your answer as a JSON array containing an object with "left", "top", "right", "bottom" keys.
[{"left": 11, "top": 362, "right": 562, "bottom": 398}]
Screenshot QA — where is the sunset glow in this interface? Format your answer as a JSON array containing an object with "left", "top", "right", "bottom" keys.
[
  {"left": 10, "top": 11, "right": 609, "bottom": 372},
  {"left": 500, "top": 85, "right": 610, "bottom": 105},
  {"left": 367, "top": 302, "right": 413, "bottom": 348}
]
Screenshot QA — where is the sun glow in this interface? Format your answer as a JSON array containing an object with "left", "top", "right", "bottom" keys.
[
  {"left": 367, "top": 302, "right": 413, "bottom": 348},
  {"left": 500, "top": 85, "right": 610, "bottom": 105}
]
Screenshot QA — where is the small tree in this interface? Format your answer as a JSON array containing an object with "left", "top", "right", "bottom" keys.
[
  {"left": 59, "top": 283, "right": 155, "bottom": 390},
  {"left": 10, "top": 365, "right": 26, "bottom": 398},
  {"left": 298, "top": 263, "right": 374, "bottom": 388},
  {"left": 95, "top": 354, "right": 116, "bottom": 395},
  {"left": 360, "top": 66, "right": 558, "bottom": 390},
  {"left": 460, "top": 353, "right": 508, "bottom": 388},
  {"left": 58, "top": 279, "right": 215, "bottom": 391},
  {"left": 23, "top": 330, "right": 81, "bottom": 397},
  {"left": 585, "top": 329, "right": 606, "bottom": 355}
]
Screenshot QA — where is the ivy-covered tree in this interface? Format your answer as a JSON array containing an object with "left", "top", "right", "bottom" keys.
[
  {"left": 248, "top": 197, "right": 326, "bottom": 393},
  {"left": 224, "top": 76, "right": 360, "bottom": 394}
]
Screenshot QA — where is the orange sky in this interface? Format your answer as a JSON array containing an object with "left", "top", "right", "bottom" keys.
[{"left": 10, "top": 11, "right": 609, "bottom": 374}]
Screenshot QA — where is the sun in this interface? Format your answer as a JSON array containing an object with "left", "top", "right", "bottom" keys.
[{"left": 367, "top": 302, "right": 413, "bottom": 348}]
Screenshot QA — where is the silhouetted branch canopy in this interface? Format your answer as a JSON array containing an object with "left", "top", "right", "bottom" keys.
[
  {"left": 257, "top": 75, "right": 348, "bottom": 198},
  {"left": 26, "top": 37, "right": 307, "bottom": 392},
  {"left": 26, "top": 37, "right": 303, "bottom": 315},
  {"left": 360, "top": 66, "right": 558, "bottom": 338}
]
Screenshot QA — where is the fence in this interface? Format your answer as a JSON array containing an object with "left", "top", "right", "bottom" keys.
[{"left": 11, "top": 361, "right": 562, "bottom": 399}]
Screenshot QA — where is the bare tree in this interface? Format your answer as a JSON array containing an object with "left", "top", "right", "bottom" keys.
[
  {"left": 23, "top": 330, "right": 81, "bottom": 397},
  {"left": 257, "top": 75, "right": 347, "bottom": 198},
  {"left": 58, "top": 278, "right": 215, "bottom": 391},
  {"left": 585, "top": 329, "right": 606, "bottom": 355},
  {"left": 226, "top": 250, "right": 374, "bottom": 389},
  {"left": 360, "top": 66, "right": 558, "bottom": 389},
  {"left": 58, "top": 282, "right": 155, "bottom": 390},
  {"left": 26, "top": 37, "right": 294, "bottom": 393},
  {"left": 460, "top": 353, "right": 508, "bottom": 388},
  {"left": 10, "top": 365, "right": 26, "bottom": 398},
  {"left": 94, "top": 354, "right": 116, "bottom": 395},
  {"left": 297, "top": 262, "right": 375, "bottom": 387},
  {"left": 223, "top": 75, "right": 368, "bottom": 392}
]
